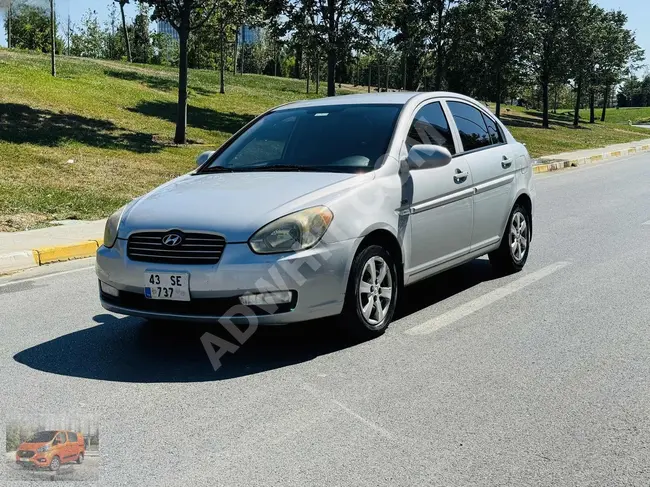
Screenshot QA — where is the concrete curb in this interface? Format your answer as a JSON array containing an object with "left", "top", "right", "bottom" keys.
[
  {"left": 0, "top": 238, "right": 103, "bottom": 275},
  {"left": 533, "top": 143, "right": 650, "bottom": 174}
]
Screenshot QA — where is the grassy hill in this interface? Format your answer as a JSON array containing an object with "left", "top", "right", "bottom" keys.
[{"left": 1, "top": 49, "right": 649, "bottom": 231}]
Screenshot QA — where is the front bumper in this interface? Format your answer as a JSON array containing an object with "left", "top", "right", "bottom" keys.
[{"left": 96, "top": 238, "right": 358, "bottom": 324}]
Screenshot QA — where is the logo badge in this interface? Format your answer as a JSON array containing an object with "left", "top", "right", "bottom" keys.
[{"left": 162, "top": 233, "right": 183, "bottom": 247}]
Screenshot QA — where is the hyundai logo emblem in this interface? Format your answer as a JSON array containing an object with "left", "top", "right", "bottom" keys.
[{"left": 162, "top": 233, "right": 183, "bottom": 247}]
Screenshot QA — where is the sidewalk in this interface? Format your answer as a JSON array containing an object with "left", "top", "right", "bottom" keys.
[
  {"left": 0, "top": 220, "right": 105, "bottom": 274},
  {"left": 532, "top": 138, "right": 650, "bottom": 173},
  {"left": 2, "top": 137, "right": 650, "bottom": 275}
]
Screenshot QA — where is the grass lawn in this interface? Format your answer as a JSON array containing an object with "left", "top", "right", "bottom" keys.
[
  {"left": 1, "top": 49, "right": 649, "bottom": 231},
  {"left": 494, "top": 104, "right": 650, "bottom": 159},
  {"left": 578, "top": 106, "right": 650, "bottom": 125}
]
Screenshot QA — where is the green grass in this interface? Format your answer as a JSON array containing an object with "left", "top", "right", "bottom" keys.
[
  {"left": 495, "top": 104, "right": 650, "bottom": 158},
  {"left": 1, "top": 48, "right": 649, "bottom": 230},
  {"left": 578, "top": 106, "right": 650, "bottom": 125},
  {"left": 0, "top": 49, "right": 362, "bottom": 230}
]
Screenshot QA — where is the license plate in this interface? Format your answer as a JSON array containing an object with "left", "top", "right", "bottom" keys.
[
  {"left": 20, "top": 458, "right": 30, "bottom": 462},
  {"left": 144, "top": 271, "right": 190, "bottom": 301}
]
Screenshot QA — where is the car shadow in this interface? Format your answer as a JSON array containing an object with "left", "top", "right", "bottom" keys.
[{"left": 14, "top": 259, "right": 500, "bottom": 383}]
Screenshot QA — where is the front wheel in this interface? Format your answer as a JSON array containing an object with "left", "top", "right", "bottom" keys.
[
  {"left": 341, "top": 245, "right": 399, "bottom": 338},
  {"left": 49, "top": 456, "right": 60, "bottom": 471},
  {"left": 489, "top": 203, "right": 531, "bottom": 274}
]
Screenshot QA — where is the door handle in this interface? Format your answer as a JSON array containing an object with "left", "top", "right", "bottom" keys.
[
  {"left": 453, "top": 168, "right": 468, "bottom": 184},
  {"left": 501, "top": 156, "right": 513, "bottom": 169}
]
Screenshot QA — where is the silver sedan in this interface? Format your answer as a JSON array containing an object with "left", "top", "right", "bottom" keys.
[{"left": 96, "top": 92, "right": 535, "bottom": 337}]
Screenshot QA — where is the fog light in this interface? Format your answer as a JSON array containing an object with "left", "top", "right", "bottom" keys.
[
  {"left": 239, "top": 291, "right": 293, "bottom": 306},
  {"left": 100, "top": 281, "right": 119, "bottom": 297},
  {"left": 38, "top": 458, "right": 46, "bottom": 463}
]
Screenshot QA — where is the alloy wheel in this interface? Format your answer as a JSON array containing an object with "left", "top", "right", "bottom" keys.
[
  {"left": 509, "top": 211, "right": 528, "bottom": 262},
  {"left": 358, "top": 256, "right": 394, "bottom": 328}
]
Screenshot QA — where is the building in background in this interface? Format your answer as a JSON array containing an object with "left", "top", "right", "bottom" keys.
[
  {"left": 239, "top": 25, "right": 261, "bottom": 45},
  {"left": 157, "top": 20, "right": 179, "bottom": 41}
]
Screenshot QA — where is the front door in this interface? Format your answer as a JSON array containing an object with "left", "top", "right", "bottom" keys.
[
  {"left": 445, "top": 100, "right": 515, "bottom": 250},
  {"left": 405, "top": 101, "right": 474, "bottom": 277}
]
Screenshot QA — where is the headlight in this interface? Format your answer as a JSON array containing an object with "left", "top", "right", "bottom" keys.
[
  {"left": 249, "top": 206, "right": 334, "bottom": 254},
  {"left": 104, "top": 205, "right": 126, "bottom": 248},
  {"left": 36, "top": 444, "right": 50, "bottom": 453}
]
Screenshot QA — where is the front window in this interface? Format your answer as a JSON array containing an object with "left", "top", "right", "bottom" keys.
[
  {"left": 27, "top": 431, "right": 57, "bottom": 443},
  {"left": 201, "top": 104, "right": 402, "bottom": 173}
]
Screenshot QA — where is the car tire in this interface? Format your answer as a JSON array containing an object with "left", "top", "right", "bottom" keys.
[
  {"left": 49, "top": 456, "right": 60, "bottom": 471},
  {"left": 76, "top": 453, "right": 84, "bottom": 464},
  {"left": 489, "top": 203, "right": 531, "bottom": 274},
  {"left": 341, "top": 244, "right": 399, "bottom": 338}
]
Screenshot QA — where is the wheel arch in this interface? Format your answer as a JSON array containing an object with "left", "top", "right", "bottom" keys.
[{"left": 514, "top": 193, "right": 533, "bottom": 242}]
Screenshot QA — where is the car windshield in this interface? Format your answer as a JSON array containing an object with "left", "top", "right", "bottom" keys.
[
  {"left": 26, "top": 431, "right": 57, "bottom": 443},
  {"left": 201, "top": 104, "right": 402, "bottom": 173}
]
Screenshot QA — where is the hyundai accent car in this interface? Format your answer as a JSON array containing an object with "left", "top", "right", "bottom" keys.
[{"left": 97, "top": 92, "right": 535, "bottom": 337}]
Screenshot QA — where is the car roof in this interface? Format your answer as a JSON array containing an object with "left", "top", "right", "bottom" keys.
[{"left": 275, "top": 91, "right": 481, "bottom": 110}]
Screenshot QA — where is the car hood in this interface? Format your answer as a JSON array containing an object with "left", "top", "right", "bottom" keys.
[
  {"left": 119, "top": 171, "right": 365, "bottom": 242},
  {"left": 18, "top": 442, "right": 48, "bottom": 451}
]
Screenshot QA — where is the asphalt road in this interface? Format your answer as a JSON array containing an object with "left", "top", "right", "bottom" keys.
[
  {"left": 4, "top": 454, "right": 99, "bottom": 481},
  {"left": 1, "top": 154, "right": 649, "bottom": 486}
]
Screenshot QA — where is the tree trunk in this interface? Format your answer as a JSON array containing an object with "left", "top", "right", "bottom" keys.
[
  {"left": 433, "top": 1, "right": 444, "bottom": 91},
  {"left": 294, "top": 44, "right": 302, "bottom": 79},
  {"left": 542, "top": 76, "right": 550, "bottom": 129},
  {"left": 553, "top": 85, "right": 558, "bottom": 114},
  {"left": 495, "top": 64, "right": 502, "bottom": 118},
  {"left": 240, "top": 25, "right": 245, "bottom": 74},
  {"left": 326, "top": 48, "right": 336, "bottom": 96},
  {"left": 403, "top": 54, "right": 407, "bottom": 91},
  {"left": 219, "top": 29, "right": 225, "bottom": 94},
  {"left": 6, "top": 0, "right": 11, "bottom": 49},
  {"left": 316, "top": 52, "right": 320, "bottom": 94},
  {"left": 573, "top": 76, "right": 582, "bottom": 128},
  {"left": 589, "top": 89, "right": 595, "bottom": 123},
  {"left": 355, "top": 57, "right": 359, "bottom": 86},
  {"left": 601, "top": 85, "right": 609, "bottom": 122},
  {"left": 367, "top": 63, "right": 371, "bottom": 93},
  {"left": 273, "top": 44, "right": 278, "bottom": 76},
  {"left": 50, "top": 0, "right": 56, "bottom": 76},
  {"left": 233, "top": 29, "right": 238, "bottom": 74},
  {"left": 306, "top": 57, "right": 310, "bottom": 94},
  {"left": 386, "top": 65, "right": 389, "bottom": 92},
  {"left": 377, "top": 62, "right": 381, "bottom": 92},
  {"left": 119, "top": 1, "right": 132, "bottom": 63},
  {"left": 174, "top": 26, "right": 189, "bottom": 144}
]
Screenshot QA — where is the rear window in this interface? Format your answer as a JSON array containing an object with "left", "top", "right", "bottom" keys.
[{"left": 68, "top": 432, "right": 78, "bottom": 442}]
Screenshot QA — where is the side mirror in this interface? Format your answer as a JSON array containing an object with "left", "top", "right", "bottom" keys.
[
  {"left": 196, "top": 150, "right": 216, "bottom": 167},
  {"left": 407, "top": 144, "right": 452, "bottom": 170}
]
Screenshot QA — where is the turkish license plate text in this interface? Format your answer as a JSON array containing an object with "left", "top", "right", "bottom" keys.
[{"left": 144, "top": 271, "right": 190, "bottom": 301}]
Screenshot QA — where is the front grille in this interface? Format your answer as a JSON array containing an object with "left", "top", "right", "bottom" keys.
[
  {"left": 127, "top": 231, "right": 226, "bottom": 265},
  {"left": 101, "top": 290, "right": 296, "bottom": 317},
  {"left": 17, "top": 451, "right": 35, "bottom": 458}
]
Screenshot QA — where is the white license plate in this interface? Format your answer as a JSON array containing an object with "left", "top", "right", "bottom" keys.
[
  {"left": 144, "top": 271, "right": 190, "bottom": 301},
  {"left": 20, "top": 458, "right": 31, "bottom": 462}
]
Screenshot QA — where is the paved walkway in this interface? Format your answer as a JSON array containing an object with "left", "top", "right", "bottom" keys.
[{"left": 0, "top": 220, "right": 105, "bottom": 253}]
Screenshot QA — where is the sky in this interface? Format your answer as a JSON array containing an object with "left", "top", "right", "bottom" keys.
[{"left": 0, "top": 0, "right": 648, "bottom": 74}]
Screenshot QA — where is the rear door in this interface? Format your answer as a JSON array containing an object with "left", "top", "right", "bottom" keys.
[
  {"left": 405, "top": 100, "right": 473, "bottom": 277},
  {"left": 445, "top": 100, "right": 515, "bottom": 251},
  {"left": 67, "top": 432, "right": 80, "bottom": 458}
]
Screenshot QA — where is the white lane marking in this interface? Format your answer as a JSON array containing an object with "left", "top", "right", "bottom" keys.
[
  {"left": 405, "top": 261, "right": 571, "bottom": 336},
  {"left": 643, "top": 220, "right": 650, "bottom": 225},
  {"left": 0, "top": 266, "right": 95, "bottom": 288},
  {"left": 303, "top": 384, "right": 393, "bottom": 439}
]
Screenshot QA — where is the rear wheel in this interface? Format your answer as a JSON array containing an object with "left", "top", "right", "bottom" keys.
[
  {"left": 76, "top": 453, "right": 84, "bottom": 464},
  {"left": 341, "top": 245, "right": 399, "bottom": 338},
  {"left": 489, "top": 203, "right": 531, "bottom": 274},
  {"left": 49, "top": 456, "right": 60, "bottom": 471}
]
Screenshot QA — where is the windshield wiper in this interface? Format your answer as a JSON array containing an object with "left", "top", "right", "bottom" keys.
[
  {"left": 198, "top": 165, "right": 235, "bottom": 173},
  {"left": 245, "top": 164, "right": 324, "bottom": 172}
]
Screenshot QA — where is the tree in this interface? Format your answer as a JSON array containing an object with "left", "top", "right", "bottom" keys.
[
  {"left": 133, "top": 3, "right": 152, "bottom": 63},
  {"left": 114, "top": 0, "right": 133, "bottom": 62},
  {"left": 531, "top": 0, "right": 571, "bottom": 129},
  {"left": 2, "top": 1, "right": 58, "bottom": 52},
  {"left": 145, "top": 0, "right": 219, "bottom": 144},
  {"left": 71, "top": 9, "right": 104, "bottom": 58},
  {"left": 595, "top": 10, "right": 643, "bottom": 121}
]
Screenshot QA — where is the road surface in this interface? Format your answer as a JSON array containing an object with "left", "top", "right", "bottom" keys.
[{"left": 1, "top": 153, "right": 649, "bottom": 486}]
